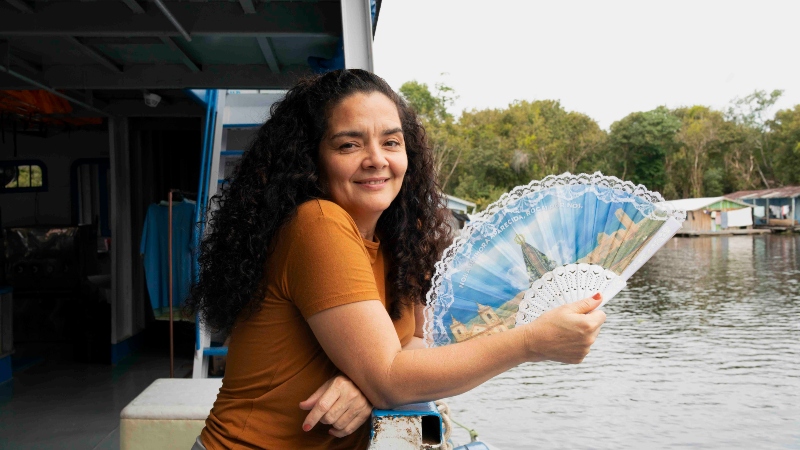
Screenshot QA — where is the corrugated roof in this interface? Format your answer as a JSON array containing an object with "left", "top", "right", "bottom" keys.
[
  {"left": 726, "top": 186, "right": 800, "bottom": 199},
  {"left": 445, "top": 194, "right": 476, "bottom": 208},
  {"left": 661, "top": 197, "right": 751, "bottom": 211}
]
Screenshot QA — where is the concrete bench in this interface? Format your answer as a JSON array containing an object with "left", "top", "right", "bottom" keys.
[
  {"left": 120, "top": 378, "right": 221, "bottom": 450},
  {"left": 120, "top": 378, "right": 446, "bottom": 449}
]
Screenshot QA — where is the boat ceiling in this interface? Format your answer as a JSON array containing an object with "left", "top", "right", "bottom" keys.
[
  {"left": 0, "top": 0, "right": 371, "bottom": 118},
  {"left": 727, "top": 186, "right": 800, "bottom": 200}
]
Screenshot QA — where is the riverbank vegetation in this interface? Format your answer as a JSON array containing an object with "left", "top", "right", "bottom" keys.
[{"left": 399, "top": 82, "right": 800, "bottom": 210}]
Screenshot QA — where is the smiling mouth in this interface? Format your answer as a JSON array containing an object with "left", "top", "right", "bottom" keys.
[{"left": 355, "top": 178, "right": 389, "bottom": 185}]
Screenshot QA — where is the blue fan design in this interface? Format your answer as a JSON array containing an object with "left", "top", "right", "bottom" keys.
[{"left": 423, "top": 172, "right": 685, "bottom": 348}]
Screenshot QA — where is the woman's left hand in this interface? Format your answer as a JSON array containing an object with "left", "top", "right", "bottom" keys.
[{"left": 299, "top": 374, "right": 373, "bottom": 438}]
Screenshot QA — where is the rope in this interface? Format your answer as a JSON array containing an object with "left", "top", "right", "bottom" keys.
[
  {"left": 434, "top": 400, "right": 453, "bottom": 450},
  {"left": 435, "top": 400, "right": 479, "bottom": 449}
]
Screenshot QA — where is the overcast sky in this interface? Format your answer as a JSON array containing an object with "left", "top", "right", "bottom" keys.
[{"left": 373, "top": 0, "right": 800, "bottom": 130}]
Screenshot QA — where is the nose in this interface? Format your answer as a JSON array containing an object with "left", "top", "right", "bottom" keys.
[{"left": 361, "top": 140, "right": 388, "bottom": 170}]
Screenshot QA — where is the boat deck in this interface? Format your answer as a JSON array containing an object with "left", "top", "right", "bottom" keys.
[
  {"left": 676, "top": 229, "right": 773, "bottom": 237},
  {"left": 0, "top": 342, "right": 191, "bottom": 450}
]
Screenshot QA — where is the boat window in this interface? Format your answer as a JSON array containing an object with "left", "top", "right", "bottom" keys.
[{"left": 0, "top": 160, "right": 48, "bottom": 193}]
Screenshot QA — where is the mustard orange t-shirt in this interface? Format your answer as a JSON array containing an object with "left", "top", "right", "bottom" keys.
[{"left": 200, "top": 199, "right": 415, "bottom": 450}]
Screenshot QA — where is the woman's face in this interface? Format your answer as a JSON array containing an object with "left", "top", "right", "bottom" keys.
[{"left": 318, "top": 92, "right": 408, "bottom": 227}]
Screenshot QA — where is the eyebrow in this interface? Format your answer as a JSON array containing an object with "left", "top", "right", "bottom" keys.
[{"left": 330, "top": 127, "right": 404, "bottom": 139}]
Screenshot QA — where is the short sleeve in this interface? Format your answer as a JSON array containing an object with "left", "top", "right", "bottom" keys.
[{"left": 283, "top": 201, "right": 381, "bottom": 319}]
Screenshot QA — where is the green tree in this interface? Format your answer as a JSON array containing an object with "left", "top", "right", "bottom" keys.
[
  {"left": 399, "top": 80, "right": 463, "bottom": 190},
  {"left": 399, "top": 80, "right": 452, "bottom": 122},
  {"left": 717, "top": 120, "right": 763, "bottom": 192},
  {"left": 703, "top": 167, "right": 725, "bottom": 197},
  {"left": 726, "top": 89, "right": 784, "bottom": 187},
  {"left": 769, "top": 105, "right": 800, "bottom": 185},
  {"left": 453, "top": 107, "right": 518, "bottom": 209},
  {"left": 607, "top": 107, "right": 681, "bottom": 194},
  {"left": 673, "top": 106, "right": 726, "bottom": 198},
  {"left": 562, "top": 111, "right": 606, "bottom": 174},
  {"left": 451, "top": 100, "right": 605, "bottom": 209},
  {"left": 396, "top": 79, "right": 797, "bottom": 206}
]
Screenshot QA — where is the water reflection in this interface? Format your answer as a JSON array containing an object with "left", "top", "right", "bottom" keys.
[{"left": 446, "top": 235, "right": 800, "bottom": 449}]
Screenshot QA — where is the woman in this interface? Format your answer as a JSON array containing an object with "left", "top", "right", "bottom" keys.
[{"left": 187, "top": 69, "right": 605, "bottom": 449}]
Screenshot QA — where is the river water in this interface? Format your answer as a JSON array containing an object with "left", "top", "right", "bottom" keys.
[{"left": 445, "top": 235, "right": 800, "bottom": 449}]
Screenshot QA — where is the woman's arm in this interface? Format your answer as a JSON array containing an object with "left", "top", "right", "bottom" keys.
[
  {"left": 299, "top": 306, "right": 428, "bottom": 438},
  {"left": 299, "top": 374, "right": 372, "bottom": 438},
  {"left": 399, "top": 303, "right": 428, "bottom": 350},
  {"left": 307, "top": 294, "right": 605, "bottom": 409},
  {"left": 401, "top": 336, "right": 426, "bottom": 350}
]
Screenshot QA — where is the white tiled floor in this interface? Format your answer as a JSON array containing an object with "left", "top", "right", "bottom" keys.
[{"left": 0, "top": 344, "right": 192, "bottom": 450}]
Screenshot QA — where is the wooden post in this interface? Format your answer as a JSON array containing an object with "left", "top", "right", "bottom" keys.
[
  {"left": 168, "top": 191, "right": 174, "bottom": 378},
  {"left": 765, "top": 198, "right": 770, "bottom": 226},
  {"left": 109, "top": 117, "right": 135, "bottom": 349}
]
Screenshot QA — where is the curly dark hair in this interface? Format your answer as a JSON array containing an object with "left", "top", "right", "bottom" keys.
[{"left": 186, "top": 69, "right": 452, "bottom": 334}]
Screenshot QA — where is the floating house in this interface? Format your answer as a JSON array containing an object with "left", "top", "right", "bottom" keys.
[
  {"left": 727, "top": 186, "right": 800, "bottom": 229},
  {"left": 445, "top": 194, "right": 476, "bottom": 231},
  {"left": 446, "top": 194, "right": 477, "bottom": 215},
  {"left": 662, "top": 197, "right": 755, "bottom": 234}
]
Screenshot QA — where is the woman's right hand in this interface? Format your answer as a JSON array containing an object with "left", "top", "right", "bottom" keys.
[
  {"left": 523, "top": 293, "right": 606, "bottom": 364},
  {"left": 299, "top": 374, "right": 373, "bottom": 438}
]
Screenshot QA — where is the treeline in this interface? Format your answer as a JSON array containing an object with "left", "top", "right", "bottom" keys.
[{"left": 400, "top": 82, "right": 800, "bottom": 210}]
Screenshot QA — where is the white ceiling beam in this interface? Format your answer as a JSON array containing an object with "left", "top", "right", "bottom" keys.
[
  {"left": 120, "top": 0, "right": 145, "bottom": 14},
  {"left": 0, "top": 64, "right": 109, "bottom": 116},
  {"left": 255, "top": 37, "right": 279, "bottom": 74},
  {"left": 0, "top": 63, "right": 312, "bottom": 90},
  {"left": 153, "top": 0, "right": 192, "bottom": 41},
  {"left": 64, "top": 36, "right": 124, "bottom": 73},
  {"left": 159, "top": 36, "right": 201, "bottom": 73},
  {"left": 81, "top": 37, "right": 162, "bottom": 45},
  {"left": 4, "top": 0, "right": 34, "bottom": 13},
  {"left": 238, "top": 0, "right": 256, "bottom": 14},
  {"left": 0, "top": 2, "right": 341, "bottom": 37}
]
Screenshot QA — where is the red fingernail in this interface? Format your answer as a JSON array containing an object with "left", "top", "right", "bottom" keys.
[
  {"left": 303, "top": 424, "right": 311, "bottom": 432},
  {"left": 592, "top": 293, "right": 602, "bottom": 301}
]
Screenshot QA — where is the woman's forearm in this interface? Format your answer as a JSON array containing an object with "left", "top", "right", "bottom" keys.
[
  {"left": 381, "top": 327, "right": 530, "bottom": 407},
  {"left": 308, "top": 297, "right": 603, "bottom": 410},
  {"left": 308, "top": 301, "right": 532, "bottom": 409}
]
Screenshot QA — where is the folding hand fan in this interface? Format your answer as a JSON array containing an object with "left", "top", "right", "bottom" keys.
[{"left": 423, "top": 172, "right": 686, "bottom": 348}]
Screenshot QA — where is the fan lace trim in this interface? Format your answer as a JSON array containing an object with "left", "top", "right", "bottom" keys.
[{"left": 423, "top": 172, "right": 686, "bottom": 347}]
